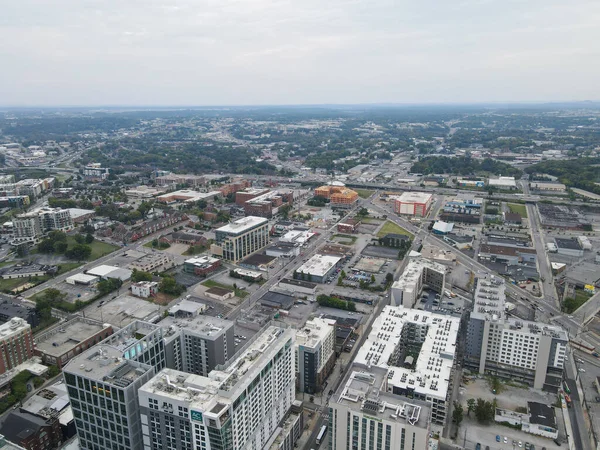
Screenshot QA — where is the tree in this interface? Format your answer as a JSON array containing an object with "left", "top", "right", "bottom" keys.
[
  {"left": 466, "top": 399, "right": 475, "bottom": 417},
  {"left": 131, "top": 270, "right": 153, "bottom": 282},
  {"left": 54, "top": 241, "right": 68, "bottom": 254},
  {"left": 37, "top": 239, "right": 56, "bottom": 253},
  {"left": 279, "top": 204, "right": 292, "bottom": 219},
  {"left": 452, "top": 401, "right": 464, "bottom": 427},
  {"left": 97, "top": 278, "right": 122, "bottom": 296},
  {"left": 48, "top": 231, "right": 67, "bottom": 241},
  {"left": 159, "top": 276, "right": 185, "bottom": 296},
  {"left": 385, "top": 273, "right": 394, "bottom": 285},
  {"left": 15, "top": 244, "right": 27, "bottom": 258},
  {"left": 357, "top": 207, "right": 369, "bottom": 217},
  {"left": 197, "top": 199, "right": 208, "bottom": 209},
  {"left": 74, "top": 234, "right": 85, "bottom": 244},
  {"left": 85, "top": 233, "right": 94, "bottom": 244},
  {"left": 370, "top": 274, "right": 376, "bottom": 284},
  {"left": 337, "top": 276, "right": 343, "bottom": 286},
  {"left": 65, "top": 244, "right": 92, "bottom": 261},
  {"left": 340, "top": 270, "right": 346, "bottom": 279}
]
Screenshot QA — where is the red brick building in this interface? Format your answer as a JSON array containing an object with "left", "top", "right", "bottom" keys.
[
  {"left": 235, "top": 188, "right": 271, "bottom": 206},
  {"left": 0, "top": 318, "right": 34, "bottom": 375}
]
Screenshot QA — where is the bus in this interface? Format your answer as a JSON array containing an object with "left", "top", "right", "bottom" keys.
[
  {"left": 316, "top": 425, "right": 328, "bottom": 446},
  {"left": 563, "top": 382, "right": 571, "bottom": 395}
]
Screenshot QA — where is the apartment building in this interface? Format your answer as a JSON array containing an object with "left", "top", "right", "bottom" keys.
[
  {"left": 391, "top": 257, "right": 446, "bottom": 307},
  {"left": 330, "top": 366, "right": 431, "bottom": 450},
  {"left": 12, "top": 207, "right": 73, "bottom": 244},
  {"left": 351, "top": 305, "right": 460, "bottom": 426},
  {"left": 63, "top": 346, "right": 155, "bottom": 450},
  {"left": 314, "top": 185, "right": 358, "bottom": 207},
  {"left": 465, "top": 274, "right": 567, "bottom": 391},
  {"left": 211, "top": 216, "right": 269, "bottom": 263},
  {"left": 295, "top": 317, "right": 336, "bottom": 394},
  {"left": 132, "top": 281, "right": 159, "bottom": 299},
  {"left": 83, "top": 163, "right": 110, "bottom": 180},
  {"left": 0, "top": 318, "right": 34, "bottom": 375},
  {"left": 138, "top": 325, "right": 295, "bottom": 450},
  {"left": 160, "top": 314, "right": 235, "bottom": 376}
]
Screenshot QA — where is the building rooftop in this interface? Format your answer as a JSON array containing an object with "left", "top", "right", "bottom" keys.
[
  {"left": 64, "top": 345, "right": 153, "bottom": 384},
  {"left": 335, "top": 365, "right": 431, "bottom": 429},
  {"left": 528, "top": 401, "right": 556, "bottom": 429},
  {"left": 279, "top": 278, "right": 317, "bottom": 290},
  {"left": 205, "top": 286, "right": 233, "bottom": 297},
  {"left": 67, "top": 208, "right": 95, "bottom": 219},
  {"left": 354, "top": 305, "right": 460, "bottom": 400},
  {"left": 296, "top": 254, "right": 342, "bottom": 278},
  {"left": 87, "top": 265, "right": 132, "bottom": 280},
  {"left": 184, "top": 255, "right": 220, "bottom": 267},
  {"left": 0, "top": 318, "right": 30, "bottom": 340},
  {"left": 216, "top": 216, "right": 268, "bottom": 235},
  {"left": 159, "top": 314, "right": 232, "bottom": 342},
  {"left": 34, "top": 318, "right": 110, "bottom": 358},
  {"left": 167, "top": 299, "right": 206, "bottom": 317},
  {"left": 555, "top": 238, "right": 583, "bottom": 250},
  {"left": 479, "top": 244, "right": 537, "bottom": 256},
  {"left": 296, "top": 317, "right": 336, "bottom": 349},
  {"left": 391, "top": 258, "right": 446, "bottom": 292},
  {"left": 394, "top": 191, "right": 432, "bottom": 204},
  {"left": 240, "top": 253, "right": 277, "bottom": 267},
  {"left": 260, "top": 291, "right": 295, "bottom": 310}
]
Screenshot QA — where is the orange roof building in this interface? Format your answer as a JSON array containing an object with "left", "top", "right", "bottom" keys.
[{"left": 314, "top": 186, "right": 358, "bottom": 205}]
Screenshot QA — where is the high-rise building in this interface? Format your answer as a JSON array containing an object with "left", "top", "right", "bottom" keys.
[
  {"left": 295, "top": 317, "right": 336, "bottom": 394},
  {"left": 351, "top": 305, "right": 460, "bottom": 426},
  {"left": 160, "top": 314, "right": 235, "bottom": 376},
  {"left": 465, "top": 274, "right": 567, "bottom": 391},
  {"left": 329, "top": 366, "right": 431, "bottom": 450},
  {"left": 390, "top": 258, "right": 446, "bottom": 307},
  {"left": 63, "top": 345, "right": 155, "bottom": 450},
  {"left": 0, "top": 318, "right": 34, "bottom": 375},
  {"left": 138, "top": 325, "right": 295, "bottom": 450},
  {"left": 211, "top": 216, "right": 269, "bottom": 262}
]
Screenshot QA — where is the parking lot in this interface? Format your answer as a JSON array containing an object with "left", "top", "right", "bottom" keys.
[{"left": 459, "top": 379, "right": 565, "bottom": 450}]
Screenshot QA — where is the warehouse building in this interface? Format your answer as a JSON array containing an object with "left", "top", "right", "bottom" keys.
[
  {"left": 392, "top": 191, "right": 433, "bottom": 216},
  {"left": 294, "top": 254, "right": 342, "bottom": 283},
  {"left": 555, "top": 238, "right": 584, "bottom": 258},
  {"left": 488, "top": 176, "right": 517, "bottom": 189}
]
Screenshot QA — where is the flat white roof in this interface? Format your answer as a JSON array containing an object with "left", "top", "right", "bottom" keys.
[
  {"left": 392, "top": 258, "right": 446, "bottom": 291},
  {"left": 489, "top": 177, "right": 517, "bottom": 187},
  {"left": 157, "top": 190, "right": 221, "bottom": 202},
  {"left": 216, "top": 216, "right": 268, "bottom": 234},
  {"left": 296, "top": 254, "right": 342, "bottom": 278},
  {"left": 66, "top": 273, "right": 98, "bottom": 284},
  {"left": 295, "top": 317, "right": 336, "bottom": 349},
  {"left": 67, "top": 208, "right": 95, "bottom": 219},
  {"left": 354, "top": 305, "right": 460, "bottom": 401},
  {"left": 432, "top": 221, "right": 454, "bottom": 233},
  {"left": 394, "top": 191, "right": 432, "bottom": 204}
]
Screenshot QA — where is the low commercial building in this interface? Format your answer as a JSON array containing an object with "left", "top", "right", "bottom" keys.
[
  {"left": 495, "top": 402, "right": 558, "bottom": 439},
  {"left": 205, "top": 286, "right": 235, "bottom": 301},
  {"left": 156, "top": 189, "right": 221, "bottom": 204},
  {"left": 479, "top": 244, "right": 537, "bottom": 265},
  {"left": 167, "top": 299, "right": 207, "bottom": 318},
  {"left": 239, "top": 253, "right": 277, "bottom": 271},
  {"left": 279, "top": 229, "right": 315, "bottom": 245},
  {"left": 232, "top": 267, "right": 263, "bottom": 281},
  {"left": 295, "top": 317, "right": 336, "bottom": 394},
  {"left": 65, "top": 273, "right": 98, "bottom": 285},
  {"left": 131, "top": 281, "right": 159, "bottom": 298},
  {"left": 0, "top": 264, "right": 56, "bottom": 280},
  {"left": 124, "top": 186, "right": 167, "bottom": 199},
  {"left": 34, "top": 317, "right": 113, "bottom": 368},
  {"left": 211, "top": 216, "right": 270, "bottom": 263},
  {"left": 488, "top": 176, "right": 517, "bottom": 189},
  {"left": 391, "top": 257, "right": 446, "bottom": 307},
  {"left": 554, "top": 238, "right": 584, "bottom": 258},
  {"left": 86, "top": 264, "right": 132, "bottom": 281},
  {"left": 503, "top": 212, "right": 522, "bottom": 225},
  {"left": 0, "top": 298, "right": 39, "bottom": 328},
  {"left": 465, "top": 274, "right": 567, "bottom": 391},
  {"left": 67, "top": 208, "right": 95, "bottom": 223},
  {"left": 392, "top": 191, "right": 433, "bottom": 216},
  {"left": 337, "top": 218, "right": 361, "bottom": 233},
  {"left": 183, "top": 256, "right": 221, "bottom": 277},
  {"left": 235, "top": 187, "right": 271, "bottom": 206},
  {"left": 440, "top": 194, "right": 483, "bottom": 224},
  {"left": 578, "top": 235, "right": 592, "bottom": 251},
  {"left": 162, "top": 230, "right": 207, "bottom": 246},
  {"left": 128, "top": 252, "right": 175, "bottom": 273},
  {"left": 260, "top": 291, "right": 295, "bottom": 310},
  {"left": 530, "top": 181, "right": 566, "bottom": 192},
  {"left": 0, "top": 318, "right": 35, "bottom": 375},
  {"left": 443, "top": 233, "right": 474, "bottom": 250},
  {"left": 432, "top": 221, "right": 454, "bottom": 235},
  {"left": 278, "top": 278, "right": 317, "bottom": 296},
  {"left": 266, "top": 242, "right": 301, "bottom": 258},
  {"left": 294, "top": 254, "right": 342, "bottom": 283},
  {"left": 456, "top": 178, "right": 485, "bottom": 188},
  {"left": 155, "top": 173, "right": 206, "bottom": 187}
]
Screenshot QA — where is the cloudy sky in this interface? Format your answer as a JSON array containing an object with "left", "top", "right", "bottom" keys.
[{"left": 1, "top": 0, "right": 599, "bottom": 106}]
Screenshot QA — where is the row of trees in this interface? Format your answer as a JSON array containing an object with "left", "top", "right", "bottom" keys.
[
  {"left": 37, "top": 231, "right": 95, "bottom": 261},
  {"left": 453, "top": 397, "right": 499, "bottom": 427},
  {"left": 316, "top": 294, "right": 357, "bottom": 312}
]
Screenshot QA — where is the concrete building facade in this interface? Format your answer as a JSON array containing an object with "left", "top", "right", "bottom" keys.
[
  {"left": 0, "top": 318, "right": 34, "bottom": 375},
  {"left": 295, "top": 317, "right": 336, "bottom": 394},
  {"left": 391, "top": 257, "right": 446, "bottom": 307},
  {"left": 211, "top": 216, "right": 270, "bottom": 263}
]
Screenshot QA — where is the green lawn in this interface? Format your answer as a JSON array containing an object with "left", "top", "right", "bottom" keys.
[
  {"left": 377, "top": 221, "right": 414, "bottom": 238},
  {"left": 0, "top": 263, "right": 82, "bottom": 293},
  {"left": 201, "top": 279, "right": 249, "bottom": 298},
  {"left": 355, "top": 189, "right": 375, "bottom": 199},
  {"left": 65, "top": 236, "right": 118, "bottom": 260},
  {"left": 507, "top": 203, "right": 528, "bottom": 218},
  {"left": 563, "top": 289, "right": 593, "bottom": 313}
]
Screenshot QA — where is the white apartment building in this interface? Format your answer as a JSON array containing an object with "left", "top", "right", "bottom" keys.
[
  {"left": 391, "top": 257, "right": 446, "bottom": 307},
  {"left": 211, "top": 216, "right": 270, "bottom": 263},
  {"left": 352, "top": 305, "right": 460, "bottom": 426},
  {"left": 465, "top": 274, "right": 568, "bottom": 391},
  {"left": 12, "top": 207, "right": 73, "bottom": 244},
  {"left": 330, "top": 366, "right": 431, "bottom": 450},
  {"left": 138, "top": 325, "right": 295, "bottom": 450},
  {"left": 83, "top": 163, "right": 110, "bottom": 180},
  {"left": 295, "top": 317, "right": 336, "bottom": 394},
  {"left": 132, "top": 281, "right": 159, "bottom": 298}
]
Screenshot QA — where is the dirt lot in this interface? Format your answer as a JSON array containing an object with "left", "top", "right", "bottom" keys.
[{"left": 163, "top": 243, "right": 189, "bottom": 256}]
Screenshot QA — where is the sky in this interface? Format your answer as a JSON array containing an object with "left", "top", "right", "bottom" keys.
[{"left": 0, "top": 0, "right": 599, "bottom": 106}]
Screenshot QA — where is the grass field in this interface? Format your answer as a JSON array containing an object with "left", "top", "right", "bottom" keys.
[
  {"left": 201, "top": 279, "right": 249, "bottom": 298},
  {"left": 355, "top": 189, "right": 375, "bottom": 199},
  {"left": 376, "top": 221, "right": 414, "bottom": 238},
  {"left": 65, "top": 236, "right": 119, "bottom": 260},
  {"left": 0, "top": 263, "right": 80, "bottom": 293},
  {"left": 507, "top": 203, "right": 528, "bottom": 218}
]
